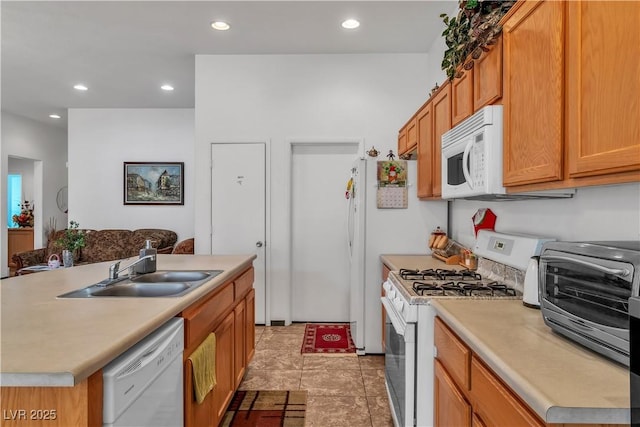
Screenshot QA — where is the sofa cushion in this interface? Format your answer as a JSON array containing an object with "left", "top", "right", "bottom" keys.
[
  {"left": 131, "top": 229, "right": 178, "bottom": 251},
  {"left": 81, "top": 230, "right": 134, "bottom": 263}
]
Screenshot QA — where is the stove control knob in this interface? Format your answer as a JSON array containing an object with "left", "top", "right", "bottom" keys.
[
  {"left": 393, "top": 298, "right": 404, "bottom": 312},
  {"left": 388, "top": 289, "right": 396, "bottom": 299}
]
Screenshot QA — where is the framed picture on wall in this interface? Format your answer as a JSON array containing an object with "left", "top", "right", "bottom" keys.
[{"left": 124, "top": 162, "right": 184, "bottom": 205}]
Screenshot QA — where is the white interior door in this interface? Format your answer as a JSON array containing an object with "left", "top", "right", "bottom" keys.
[
  {"left": 291, "top": 142, "right": 359, "bottom": 322},
  {"left": 211, "top": 143, "right": 266, "bottom": 324}
]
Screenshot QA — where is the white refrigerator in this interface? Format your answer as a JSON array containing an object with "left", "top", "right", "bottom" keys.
[{"left": 347, "top": 157, "right": 448, "bottom": 354}]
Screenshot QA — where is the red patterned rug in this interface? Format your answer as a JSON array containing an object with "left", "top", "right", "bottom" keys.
[{"left": 301, "top": 323, "right": 356, "bottom": 354}]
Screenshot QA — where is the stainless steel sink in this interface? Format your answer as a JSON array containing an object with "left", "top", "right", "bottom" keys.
[
  {"left": 57, "top": 270, "right": 223, "bottom": 298},
  {"left": 130, "top": 271, "right": 212, "bottom": 283}
]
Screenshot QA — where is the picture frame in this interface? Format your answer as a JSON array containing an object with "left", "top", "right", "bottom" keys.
[{"left": 124, "top": 162, "right": 184, "bottom": 205}]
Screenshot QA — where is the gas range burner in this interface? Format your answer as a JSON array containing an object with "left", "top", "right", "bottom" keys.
[
  {"left": 400, "top": 268, "right": 481, "bottom": 281},
  {"left": 459, "top": 281, "right": 518, "bottom": 297},
  {"left": 409, "top": 278, "right": 518, "bottom": 297},
  {"left": 412, "top": 281, "right": 466, "bottom": 296}
]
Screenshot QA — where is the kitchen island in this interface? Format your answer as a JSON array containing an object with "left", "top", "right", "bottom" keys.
[{"left": 0, "top": 254, "right": 255, "bottom": 426}]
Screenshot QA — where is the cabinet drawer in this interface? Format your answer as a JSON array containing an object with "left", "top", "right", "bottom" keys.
[
  {"left": 434, "top": 317, "right": 471, "bottom": 391},
  {"left": 470, "top": 355, "right": 544, "bottom": 427},
  {"left": 235, "top": 268, "right": 254, "bottom": 299},
  {"left": 183, "top": 283, "right": 234, "bottom": 348}
]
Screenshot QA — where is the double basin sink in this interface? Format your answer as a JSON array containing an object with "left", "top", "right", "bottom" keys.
[{"left": 58, "top": 270, "right": 223, "bottom": 298}]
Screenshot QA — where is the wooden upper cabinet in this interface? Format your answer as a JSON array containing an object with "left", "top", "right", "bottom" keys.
[
  {"left": 406, "top": 117, "right": 418, "bottom": 153},
  {"left": 566, "top": 1, "right": 640, "bottom": 178},
  {"left": 417, "top": 101, "right": 434, "bottom": 198},
  {"left": 473, "top": 36, "right": 503, "bottom": 111},
  {"left": 451, "top": 68, "right": 474, "bottom": 126},
  {"left": 398, "top": 127, "right": 408, "bottom": 155},
  {"left": 502, "top": 0, "right": 565, "bottom": 186},
  {"left": 432, "top": 83, "right": 452, "bottom": 198}
]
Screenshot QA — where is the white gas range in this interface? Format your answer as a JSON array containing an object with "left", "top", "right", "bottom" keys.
[{"left": 381, "top": 231, "right": 553, "bottom": 427}]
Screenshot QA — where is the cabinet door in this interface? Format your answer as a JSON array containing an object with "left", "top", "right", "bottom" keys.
[
  {"left": 417, "top": 101, "right": 434, "bottom": 198},
  {"left": 234, "top": 299, "right": 246, "bottom": 388},
  {"left": 451, "top": 68, "right": 474, "bottom": 126},
  {"left": 398, "top": 128, "right": 408, "bottom": 155},
  {"left": 473, "top": 36, "right": 503, "bottom": 111},
  {"left": 245, "top": 288, "right": 256, "bottom": 365},
  {"left": 434, "top": 359, "right": 472, "bottom": 427},
  {"left": 470, "top": 356, "right": 545, "bottom": 427},
  {"left": 212, "top": 311, "right": 235, "bottom": 426},
  {"left": 503, "top": 0, "right": 565, "bottom": 186},
  {"left": 406, "top": 117, "right": 418, "bottom": 153},
  {"left": 566, "top": 1, "right": 640, "bottom": 178},
  {"left": 184, "top": 357, "right": 215, "bottom": 427},
  {"left": 432, "top": 83, "right": 452, "bottom": 197}
]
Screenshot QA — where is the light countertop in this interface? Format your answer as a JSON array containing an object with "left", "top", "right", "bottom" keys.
[
  {"left": 0, "top": 254, "right": 255, "bottom": 387},
  {"left": 380, "top": 254, "right": 454, "bottom": 272},
  {"left": 430, "top": 299, "right": 630, "bottom": 425}
]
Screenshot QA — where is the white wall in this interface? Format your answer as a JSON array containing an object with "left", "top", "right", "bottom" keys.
[
  {"left": 194, "top": 53, "right": 439, "bottom": 322},
  {"left": 1, "top": 112, "right": 68, "bottom": 277},
  {"left": 67, "top": 109, "right": 195, "bottom": 242},
  {"left": 449, "top": 184, "right": 640, "bottom": 248}
]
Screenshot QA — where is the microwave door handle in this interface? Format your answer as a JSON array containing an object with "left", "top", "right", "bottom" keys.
[
  {"left": 542, "top": 255, "right": 631, "bottom": 277},
  {"left": 462, "top": 139, "right": 474, "bottom": 190}
]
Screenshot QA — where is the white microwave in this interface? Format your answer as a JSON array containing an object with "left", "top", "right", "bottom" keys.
[
  {"left": 441, "top": 105, "right": 504, "bottom": 199},
  {"left": 441, "top": 105, "right": 574, "bottom": 200}
]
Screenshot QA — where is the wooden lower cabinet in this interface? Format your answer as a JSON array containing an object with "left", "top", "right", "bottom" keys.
[
  {"left": 434, "top": 359, "right": 472, "bottom": 427},
  {"left": 8, "top": 228, "right": 34, "bottom": 270},
  {"left": 234, "top": 299, "right": 247, "bottom": 388},
  {"left": 470, "top": 356, "right": 544, "bottom": 427},
  {"left": 212, "top": 311, "right": 235, "bottom": 424},
  {"left": 245, "top": 288, "right": 256, "bottom": 364},
  {"left": 183, "top": 267, "right": 256, "bottom": 427},
  {"left": 434, "top": 316, "right": 626, "bottom": 427}
]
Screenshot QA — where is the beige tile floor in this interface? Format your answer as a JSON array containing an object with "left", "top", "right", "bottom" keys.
[{"left": 238, "top": 323, "right": 394, "bottom": 427}]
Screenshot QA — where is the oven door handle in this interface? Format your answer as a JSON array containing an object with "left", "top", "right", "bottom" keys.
[
  {"left": 542, "top": 255, "right": 631, "bottom": 277},
  {"left": 381, "top": 297, "right": 406, "bottom": 337}
]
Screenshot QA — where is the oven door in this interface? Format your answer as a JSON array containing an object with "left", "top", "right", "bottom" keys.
[
  {"left": 382, "top": 297, "right": 415, "bottom": 427},
  {"left": 539, "top": 250, "right": 632, "bottom": 364},
  {"left": 631, "top": 297, "right": 640, "bottom": 426}
]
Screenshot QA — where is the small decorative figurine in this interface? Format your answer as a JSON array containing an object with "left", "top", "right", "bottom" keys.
[
  {"left": 367, "top": 146, "right": 379, "bottom": 157},
  {"left": 386, "top": 150, "right": 396, "bottom": 160}
]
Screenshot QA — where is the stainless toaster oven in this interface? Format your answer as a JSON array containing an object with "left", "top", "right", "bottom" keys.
[{"left": 539, "top": 241, "right": 640, "bottom": 366}]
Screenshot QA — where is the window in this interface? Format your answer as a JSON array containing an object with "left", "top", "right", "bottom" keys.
[{"left": 7, "top": 174, "right": 22, "bottom": 228}]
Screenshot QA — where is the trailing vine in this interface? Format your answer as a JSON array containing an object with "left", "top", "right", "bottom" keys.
[{"left": 441, "top": 0, "right": 515, "bottom": 80}]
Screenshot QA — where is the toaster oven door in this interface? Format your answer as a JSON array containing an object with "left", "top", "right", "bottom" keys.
[{"left": 539, "top": 250, "right": 633, "bottom": 365}]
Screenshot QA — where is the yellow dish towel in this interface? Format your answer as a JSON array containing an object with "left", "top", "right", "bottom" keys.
[{"left": 188, "top": 333, "right": 217, "bottom": 404}]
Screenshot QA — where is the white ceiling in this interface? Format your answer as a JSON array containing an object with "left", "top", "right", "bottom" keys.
[{"left": 1, "top": 1, "right": 455, "bottom": 129}]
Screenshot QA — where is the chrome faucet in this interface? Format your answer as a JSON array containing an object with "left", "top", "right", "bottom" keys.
[{"left": 108, "top": 254, "right": 156, "bottom": 280}]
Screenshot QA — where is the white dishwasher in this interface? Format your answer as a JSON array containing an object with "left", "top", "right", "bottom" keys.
[{"left": 103, "top": 317, "right": 184, "bottom": 427}]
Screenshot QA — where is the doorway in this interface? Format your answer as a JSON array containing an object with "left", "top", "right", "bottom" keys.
[
  {"left": 290, "top": 141, "right": 361, "bottom": 322},
  {"left": 210, "top": 143, "right": 268, "bottom": 324}
]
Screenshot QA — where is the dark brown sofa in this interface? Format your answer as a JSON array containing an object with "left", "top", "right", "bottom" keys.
[{"left": 11, "top": 228, "right": 178, "bottom": 272}]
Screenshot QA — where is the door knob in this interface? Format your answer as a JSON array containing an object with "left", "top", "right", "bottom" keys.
[{"left": 256, "top": 241, "right": 264, "bottom": 248}]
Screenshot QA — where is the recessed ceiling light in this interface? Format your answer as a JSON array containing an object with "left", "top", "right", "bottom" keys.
[
  {"left": 161, "top": 84, "right": 174, "bottom": 91},
  {"left": 341, "top": 19, "right": 360, "bottom": 30},
  {"left": 211, "top": 21, "right": 230, "bottom": 31},
  {"left": 73, "top": 84, "right": 88, "bottom": 91},
  {"left": 49, "top": 114, "right": 61, "bottom": 119}
]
